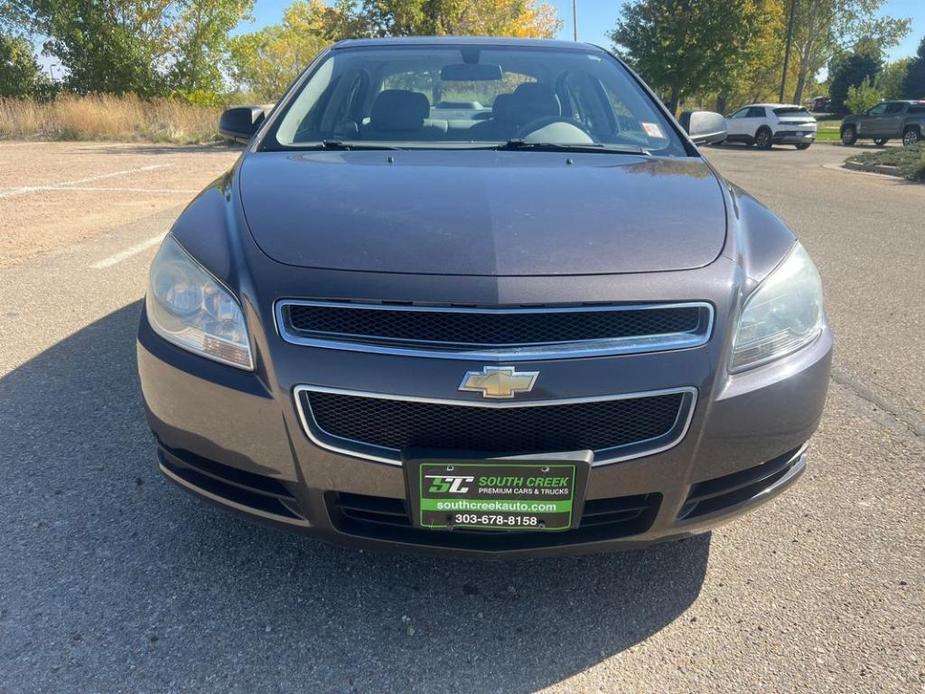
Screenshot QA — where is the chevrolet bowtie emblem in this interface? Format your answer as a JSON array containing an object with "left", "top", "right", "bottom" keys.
[{"left": 459, "top": 366, "right": 539, "bottom": 399}]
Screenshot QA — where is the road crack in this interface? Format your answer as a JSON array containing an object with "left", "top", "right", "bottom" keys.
[{"left": 831, "top": 366, "right": 925, "bottom": 438}]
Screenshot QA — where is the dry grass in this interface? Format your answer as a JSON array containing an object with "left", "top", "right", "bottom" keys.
[{"left": 0, "top": 95, "right": 223, "bottom": 143}]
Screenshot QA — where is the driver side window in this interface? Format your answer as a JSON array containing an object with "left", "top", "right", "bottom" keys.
[
  {"left": 730, "top": 108, "right": 750, "bottom": 119},
  {"left": 867, "top": 103, "right": 887, "bottom": 116}
]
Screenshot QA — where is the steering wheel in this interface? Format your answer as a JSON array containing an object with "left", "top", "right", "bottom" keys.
[{"left": 515, "top": 116, "right": 595, "bottom": 141}]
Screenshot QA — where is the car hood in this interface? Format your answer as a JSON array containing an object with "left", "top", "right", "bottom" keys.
[{"left": 238, "top": 150, "right": 726, "bottom": 276}]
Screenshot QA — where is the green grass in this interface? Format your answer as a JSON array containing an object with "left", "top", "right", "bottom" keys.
[
  {"left": 847, "top": 142, "right": 925, "bottom": 181},
  {"left": 815, "top": 118, "right": 842, "bottom": 141}
]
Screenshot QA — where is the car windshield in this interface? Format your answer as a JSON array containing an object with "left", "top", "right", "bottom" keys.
[{"left": 265, "top": 44, "right": 687, "bottom": 156}]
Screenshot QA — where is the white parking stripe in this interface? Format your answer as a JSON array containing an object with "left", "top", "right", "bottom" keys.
[
  {"left": 4, "top": 185, "right": 200, "bottom": 194},
  {"left": 91, "top": 233, "right": 165, "bottom": 269},
  {"left": 0, "top": 164, "right": 172, "bottom": 199}
]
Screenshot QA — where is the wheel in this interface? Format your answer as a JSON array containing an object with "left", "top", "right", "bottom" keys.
[
  {"left": 755, "top": 127, "right": 773, "bottom": 150},
  {"left": 841, "top": 125, "right": 858, "bottom": 146},
  {"left": 795, "top": 143, "right": 811, "bottom": 150},
  {"left": 902, "top": 126, "right": 921, "bottom": 146},
  {"left": 873, "top": 138, "right": 889, "bottom": 146}
]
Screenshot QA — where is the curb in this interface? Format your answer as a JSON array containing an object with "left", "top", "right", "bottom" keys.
[{"left": 843, "top": 160, "right": 905, "bottom": 177}]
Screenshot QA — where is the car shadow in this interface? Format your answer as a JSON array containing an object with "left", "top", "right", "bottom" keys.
[{"left": 0, "top": 302, "right": 709, "bottom": 691}]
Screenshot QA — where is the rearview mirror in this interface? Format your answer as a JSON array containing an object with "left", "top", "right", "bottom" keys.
[
  {"left": 678, "top": 111, "right": 727, "bottom": 145},
  {"left": 219, "top": 106, "right": 267, "bottom": 144},
  {"left": 440, "top": 63, "right": 503, "bottom": 81}
]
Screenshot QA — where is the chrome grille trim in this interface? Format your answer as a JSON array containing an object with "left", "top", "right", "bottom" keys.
[
  {"left": 274, "top": 300, "right": 714, "bottom": 360},
  {"left": 293, "top": 384, "right": 698, "bottom": 467}
]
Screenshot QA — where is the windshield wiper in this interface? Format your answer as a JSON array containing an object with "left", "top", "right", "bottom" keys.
[
  {"left": 494, "top": 139, "right": 650, "bottom": 155},
  {"left": 298, "top": 140, "right": 405, "bottom": 151}
]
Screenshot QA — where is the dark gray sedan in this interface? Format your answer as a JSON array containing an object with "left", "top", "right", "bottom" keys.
[{"left": 137, "top": 37, "right": 831, "bottom": 557}]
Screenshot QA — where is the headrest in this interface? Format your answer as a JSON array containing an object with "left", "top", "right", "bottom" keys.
[
  {"left": 507, "top": 83, "right": 561, "bottom": 124},
  {"left": 370, "top": 89, "right": 430, "bottom": 130},
  {"left": 491, "top": 94, "right": 517, "bottom": 123}
]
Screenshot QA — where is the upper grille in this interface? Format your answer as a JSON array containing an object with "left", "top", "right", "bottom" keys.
[
  {"left": 298, "top": 388, "right": 694, "bottom": 465},
  {"left": 277, "top": 301, "right": 712, "bottom": 359}
]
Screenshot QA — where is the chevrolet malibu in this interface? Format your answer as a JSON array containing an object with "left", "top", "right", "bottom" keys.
[{"left": 138, "top": 37, "right": 832, "bottom": 557}]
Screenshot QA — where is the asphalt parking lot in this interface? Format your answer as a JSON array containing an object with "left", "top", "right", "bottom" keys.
[{"left": 0, "top": 141, "right": 922, "bottom": 692}]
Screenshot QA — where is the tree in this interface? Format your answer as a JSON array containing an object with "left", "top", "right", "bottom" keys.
[
  {"left": 713, "top": 0, "right": 785, "bottom": 113},
  {"left": 27, "top": 0, "right": 252, "bottom": 96},
  {"left": 168, "top": 0, "right": 254, "bottom": 95},
  {"left": 227, "top": 0, "right": 360, "bottom": 100},
  {"left": 0, "top": 32, "right": 52, "bottom": 97},
  {"left": 0, "top": 2, "right": 33, "bottom": 35},
  {"left": 363, "top": 0, "right": 560, "bottom": 38},
  {"left": 610, "top": 0, "right": 771, "bottom": 114},
  {"left": 29, "top": 0, "right": 174, "bottom": 95},
  {"left": 879, "top": 57, "right": 911, "bottom": 99},
  {"left": 788, "top": 0, "right": 909, "bottom": 105},
  {"left": 902, "top": 36, "right": 925, "bottom": 99},
  {"left": 828, "top": 43, "right": 881, "bottom": 113}
]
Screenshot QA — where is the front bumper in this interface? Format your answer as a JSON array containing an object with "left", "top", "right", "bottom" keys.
[{"left": 137, "top": 304, "right": 833, "bottom": 558}]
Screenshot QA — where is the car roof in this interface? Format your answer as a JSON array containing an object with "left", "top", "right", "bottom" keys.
[{"left": 333, "top": 36, "right": 603, "bottom": 52}]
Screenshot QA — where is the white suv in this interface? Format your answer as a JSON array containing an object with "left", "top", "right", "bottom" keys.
[{"left": 723, "top": 103, "right": 817, "bottom": 150}]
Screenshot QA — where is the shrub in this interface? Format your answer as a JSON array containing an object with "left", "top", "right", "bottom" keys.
[
  {"left": 849, "top": 142, "right": 925, "bottom": 182},
  {"left": 845, "top": 77, "right": 883, "bottom": 115},
  {"left": 0, "top": 94, "right": 222, "bottom": 143}
]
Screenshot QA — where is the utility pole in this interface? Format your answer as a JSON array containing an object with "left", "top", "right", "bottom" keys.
[
  {"left": 572, "top": 0, "right": 578, "bottom": 42},
  {"left": 779, "top": 0, "right": 797, "bottom": 103}
]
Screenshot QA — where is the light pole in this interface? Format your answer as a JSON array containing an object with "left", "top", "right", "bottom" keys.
[{"left": 572, "top": 0, "right": 578, "bottom": 42}]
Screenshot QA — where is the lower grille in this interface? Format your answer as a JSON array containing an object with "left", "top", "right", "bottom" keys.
[
  {"left": 298, "top": 387, "right": 694, "bottom": 465},
  {"left": 328, "top": 491, "right": 660, "bottom": 550}
]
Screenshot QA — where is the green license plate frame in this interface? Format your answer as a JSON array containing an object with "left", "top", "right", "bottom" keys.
[{"left": 403, "top": 450, "right": 592, "bottom": 532}]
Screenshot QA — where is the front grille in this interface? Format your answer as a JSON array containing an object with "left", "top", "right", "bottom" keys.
[
  {"left": 327, "top": 491, "right": 660, "bottom": 550},
  {"left": 277, "top": 301, "right": 712, "bottom": 359},
  {"left": 299, "top": 388, "right": 693, "bottom": 464}
]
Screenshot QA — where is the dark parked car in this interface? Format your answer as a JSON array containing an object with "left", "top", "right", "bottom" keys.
[
  {"left": 137, "top": 37, "right": 831, "bottom": 558},
  {"left": 841, "top": 100, "right": 925, "bottom": 146},
  {"left": 810, "top": 96, "right": 830, "bottom": 112}
]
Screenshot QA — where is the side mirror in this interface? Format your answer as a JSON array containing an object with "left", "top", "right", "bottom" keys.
[
  {"left": 679, "top": 110, "right": 727, "bottom": 145},
  {"left": 219, "top": 106, "right": 266, "bottom": 144}
]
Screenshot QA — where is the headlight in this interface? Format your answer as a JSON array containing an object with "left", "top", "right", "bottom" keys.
[
  {"left": 731, "top": 243, "right": 823, "bottom": 372},
  {"left": 146, "top": 236, "right": 254, "bottom": 370}
]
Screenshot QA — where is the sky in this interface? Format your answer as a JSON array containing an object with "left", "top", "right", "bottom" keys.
[{"left": 237, "top": 0, "right": 924, "bottom": 62}]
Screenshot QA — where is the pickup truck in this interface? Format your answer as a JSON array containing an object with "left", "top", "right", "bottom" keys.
[{"left": 840, "top": 100, "right": 925, "bottom": 146}]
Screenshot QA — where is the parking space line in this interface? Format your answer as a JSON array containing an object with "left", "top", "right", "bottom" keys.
[
  {"left": 91, "top": 233, "right": 165, "bottom": 269},
  {"left": 0, "top": 164, "right": 173, "bottom": 199},
  {"left": 4, "top": 185, "right": 200, "bottom": 194}
]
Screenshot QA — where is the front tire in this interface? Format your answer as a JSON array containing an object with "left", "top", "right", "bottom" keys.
[
  {"left": 841, "top": 125, "right": 858, "bottom": 146},
  {"left": 873, "top": 138, "right": 889, "bottom": 146},
  {"left": 755, "top": 127, "right": 773, "bottom": 150},
  {"left": 796, "top": 143, "right": 811, "bottom": 150},
  {"left": 902, "top": 126, "right": 921, "bottom": 146}
]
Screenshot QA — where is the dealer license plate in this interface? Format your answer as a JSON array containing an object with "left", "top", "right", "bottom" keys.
[{"left": 405, "top": 455, "right": 590, "bottom": 532}]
